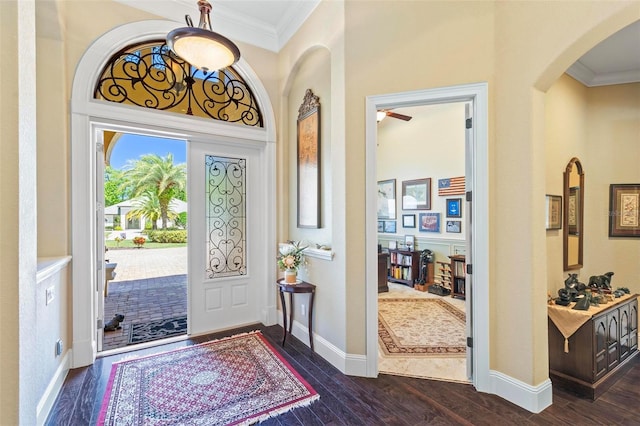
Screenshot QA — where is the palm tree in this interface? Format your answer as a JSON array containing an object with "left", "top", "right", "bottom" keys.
[
  {"left": 126, "top": 192, "right": 178, "bottom": 230},
  {"left": 122, "top": 154, "right": 186, "bottom": 229}
]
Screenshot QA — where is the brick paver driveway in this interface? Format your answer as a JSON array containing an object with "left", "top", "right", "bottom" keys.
[{"left": 102, "top": 246, "right": 187, "bottom": 351}]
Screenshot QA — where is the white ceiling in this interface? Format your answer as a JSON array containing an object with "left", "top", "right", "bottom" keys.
[
  {"left": 117, "top": 1, "right": 638, "bottom": 86},
  {"left": 115, "top": 0, "right": 320, "bottom": 52},
  {"left": 567, "top": 21, "right": 640, "bottom": 87}
]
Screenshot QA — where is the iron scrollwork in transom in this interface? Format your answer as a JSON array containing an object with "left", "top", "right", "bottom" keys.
[{"left": 94, "top": 41, "right": 263, "bottom": 127}]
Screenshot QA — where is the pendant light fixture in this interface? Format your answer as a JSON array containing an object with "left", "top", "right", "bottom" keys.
[{"left": 166, "top": 0, "right": 241, "bottom": 74}]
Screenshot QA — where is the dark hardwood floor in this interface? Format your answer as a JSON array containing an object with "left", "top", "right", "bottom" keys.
[{"left": 46, "top": 324, "right": 640, "bottom": 425}]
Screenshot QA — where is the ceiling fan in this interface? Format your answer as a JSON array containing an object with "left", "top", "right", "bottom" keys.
[{"left": 377, "top": 109, "right": 412, "bottom": 122}]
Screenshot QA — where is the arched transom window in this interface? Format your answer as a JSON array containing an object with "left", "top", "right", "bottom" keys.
[{"left": 94, "top": 40, "right": 263, "bottom": 127}]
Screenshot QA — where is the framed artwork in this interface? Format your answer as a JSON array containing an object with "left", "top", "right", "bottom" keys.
[
  {"left": 384, "top": 220, "right": 397, "bottom": 233},
  {"left": 446, "top": 220, "right": 461, "bottom": 233},
  {"left": 297, "top": 89, "right": 321, "bottom": 228},
  {"left": 568, "top": 186, "right": 580, "bottom": 235},
  {"left": 389, "top": 240, "right": 397, "bottom": 250},
  {"left": 545, "top": 194, "right": 562, "bottom": 230},
  {"left": 402, "top": 178, "right": 431, "bottom": 210},
  {"left": 402, "top": 214, "right": 416, "bottom": 228},
  {"left": 446, "top": 198, "right": 462, "bottom": 218},
  {"left": 609, "top": 184, "right": 640, "bottom": 238},
  {"left": 404, "top": 235, "right": 414, "bottom": 250},
  {"left": 378, "top": 220, "right": 384, "bottom": 232},
  {"left": 377, "top": 179, "right": 397, "bottom": 219},
  {"left": 418, "top": 212, "right": 440, "bottom": 233}
]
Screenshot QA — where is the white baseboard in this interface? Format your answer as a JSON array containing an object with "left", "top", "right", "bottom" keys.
[
  {"left": 37, "top": 350, "right": 71, "bottom": 426},
  {"left": 489, "top": 369, "right": 552, "bottom": 413},
  {"left": 276, "top": 312, "right": 367, "bottom": 376}
]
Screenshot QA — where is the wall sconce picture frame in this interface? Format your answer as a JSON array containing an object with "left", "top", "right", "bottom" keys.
[
  {"left": 418, "top": 212, "right": 440, "bottom": 233},
  {"left": 377, "top": 179, "right": 397, "bottom": 219},
  {"left": 297, "top": 89, "right": 321, "bottom": 228},
  {"left": 609, "top": 184, "right": 640, "bottom": 237},
  {"left": 402, "top": 214, "right": 416, "bottom": 228},
  {"left": 402, "top": 178, "right": 431, "bottom": 210},
  {"left": 545, "top": 194, "right": 562, "bottom": 230},
  {"left": 446, "top": 198, "right": 462, "bottom": 218}
]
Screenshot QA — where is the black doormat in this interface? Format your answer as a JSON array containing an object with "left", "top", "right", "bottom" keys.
[{"left": 128, "top": 315, "right": 187, "bottom": 345}]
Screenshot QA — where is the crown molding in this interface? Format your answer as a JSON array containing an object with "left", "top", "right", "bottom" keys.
[
  {"left": 567, "top": 59, "right": 640, "bottom": 87},
  {"left": 114, "top": 0, "right": 319, "bottom": 52}
]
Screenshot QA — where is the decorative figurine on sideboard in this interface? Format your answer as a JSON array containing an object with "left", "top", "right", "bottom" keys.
[{"left": 588, "top": 272, "right": 614, "bottom": 291}]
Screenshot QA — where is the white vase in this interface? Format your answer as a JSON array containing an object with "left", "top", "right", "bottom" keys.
[{"left": 284, "top": 268, "right": 297, "bottom": 284}]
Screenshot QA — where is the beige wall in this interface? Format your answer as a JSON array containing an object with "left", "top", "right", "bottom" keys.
[
  {"left": 278, "top": 0, "right": 347, "bottom": 352},
  {"left": 342, "top": 0, "right": 639, "bottom": 387},
  {"left": 585, "top": 82, "right": 640, "bottom": 288},
  {"left": 1, "top": 1, "right": 39, "bottom": 424},
  {"left": 377, "top": 102, "right": 466, "bottom": 246},
  {"left": 545, "top": 74, "right": 589, "bottom": 292},
  {"left": 545, "top": 75, "right": 640, "bottom": 298}
]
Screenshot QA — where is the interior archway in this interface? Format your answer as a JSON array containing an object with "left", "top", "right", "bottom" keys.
[{"left": 70, "top": 20, "right": 277, "bottom": 368}]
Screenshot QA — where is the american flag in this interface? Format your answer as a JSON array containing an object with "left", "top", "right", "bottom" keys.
[{"left": 438, "top": 177, "right": 465, "bottom": 196}]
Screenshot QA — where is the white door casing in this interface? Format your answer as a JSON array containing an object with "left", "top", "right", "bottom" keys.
[
  {"left": 365, "top": 83, "right": 490, "bottom": 393},
  {"left": 71, "top": 20, "right": 277, "bottom": 368},
  {"left": 464, "top": 101, "right": 473, "bottom": 380},
  {"left": 95, "top": 134, "right": 106, "bottom": 352}
]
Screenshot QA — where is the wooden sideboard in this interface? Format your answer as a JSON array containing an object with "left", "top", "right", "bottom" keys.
[{"left": 548, "top": 294, "right": 638, "bottom": 399}]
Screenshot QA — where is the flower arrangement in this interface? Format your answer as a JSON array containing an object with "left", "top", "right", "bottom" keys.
[
  {"left": 132, "top": 236, "right": 146, "bottom": 248},
  {"left": 277, "top": 241, "right": 307, "bottom": 271}
]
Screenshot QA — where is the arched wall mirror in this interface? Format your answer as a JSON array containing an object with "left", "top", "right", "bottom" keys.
[{"left": 563, "top": 157, "right": 584, "bottom": 270}]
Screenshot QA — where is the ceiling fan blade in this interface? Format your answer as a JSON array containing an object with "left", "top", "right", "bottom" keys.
[{"left": 386, "top": 111, "right": 412, "bottom": 121}]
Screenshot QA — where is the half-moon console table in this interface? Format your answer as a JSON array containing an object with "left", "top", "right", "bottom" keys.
[
  {"left": 548, "top": 293, "right": 638, "bottom": 399},
  {"left": 277, "top": 279, "right": 316, "bottom": 351}
]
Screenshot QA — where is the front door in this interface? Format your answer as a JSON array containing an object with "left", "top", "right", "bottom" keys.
[{"left": 188, "top": 141, "right": 264, "bottom": 335}]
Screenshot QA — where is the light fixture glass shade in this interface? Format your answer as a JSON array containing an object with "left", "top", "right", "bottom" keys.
[
  {"left": 376, "top": 111, "right": 387, "bottom": 122},
  {"left": 166, "top": 1, "right": 240, "bottom": 73}
]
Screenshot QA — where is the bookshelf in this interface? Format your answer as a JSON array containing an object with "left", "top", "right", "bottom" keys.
[
  {"left": 450, "top": 254, "right": 466, "bottom": 299},
  {"left": 436, "top": 261, "right": 452, "bottom": 289},
  {"left": 388, "top": 249, "right": 419, "bottom": 287}
]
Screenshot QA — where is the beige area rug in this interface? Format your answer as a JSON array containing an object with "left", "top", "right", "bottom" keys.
[
  {"left": 378, "top": 285, "right": 470, "bottom": 383},
  {"left": 378, "top": 298, "right": 466, "bottom": 357}
]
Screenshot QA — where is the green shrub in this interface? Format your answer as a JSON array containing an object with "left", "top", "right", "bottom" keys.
[{"left": 147, "top": 230, "right": 187, "bottom": 243}]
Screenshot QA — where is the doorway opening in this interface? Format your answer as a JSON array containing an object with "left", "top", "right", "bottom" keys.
[
  {"left": 365, "top": 82, "right": 490, "bottom": 392},
  {"left": 98, "top": 131, "right": 188, "bottom": 353},
  {"left": 376, "top": 102, "right": 469, "bottom": 383}
]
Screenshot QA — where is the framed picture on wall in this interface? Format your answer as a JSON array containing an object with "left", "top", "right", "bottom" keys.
[
  {"left": 446, "top": 220, "right": 462, "bottom": 233},
  {"left": 545, "top": 194, "right": 562, "bottom": 230},
  {"left": 297, "top": 89, "right": 321, "bottom": 228},
  {"left": 384, "top": 220, "right": 397, "bottom": 234},
  {"left": 446, "top": 198, "right": 462, "bottom": 218},
  {"left": 609, "top": 184, "right": 640, "bottom": 237},
  {"left": 418, "top": 212, "right": 440, "bottom": 233},
  {"left": 402, "top": 214, "right": 416, "bottom": 228},
  {"left": 402, "top": 178, "right": 431, "bottom": 210},
  {"left": 378, "top": 220, "right": 384, "bottom": 232},
  {"left": 568, "top": 186, "right": 580, "bottom": 235},
  {"left": 377, "top": 179, "right": 397, "bottom": 219}
]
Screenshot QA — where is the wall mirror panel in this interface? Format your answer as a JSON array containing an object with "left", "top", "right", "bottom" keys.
[{"left": 563, "top": 157, "right": 584, "bottom": 270}]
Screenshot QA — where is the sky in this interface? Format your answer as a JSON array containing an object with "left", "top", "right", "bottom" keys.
[{"left": 109, "top": 133, "right": 187, "bottom": 170}]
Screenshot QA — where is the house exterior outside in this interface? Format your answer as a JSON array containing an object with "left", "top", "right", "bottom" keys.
[
  {"left": 2, "top": 1, "right": 639, "bottom": 424},
  {"left": 104, "top": 198, "right": 187, "bottom": 232}
]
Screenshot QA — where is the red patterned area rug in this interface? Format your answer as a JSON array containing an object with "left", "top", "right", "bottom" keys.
[
  {"left": 98, "top": 331, "right": 319, "bottom": 425},
  {"left": 378, "top": 298, "right": 466, "bottom": 357}
]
